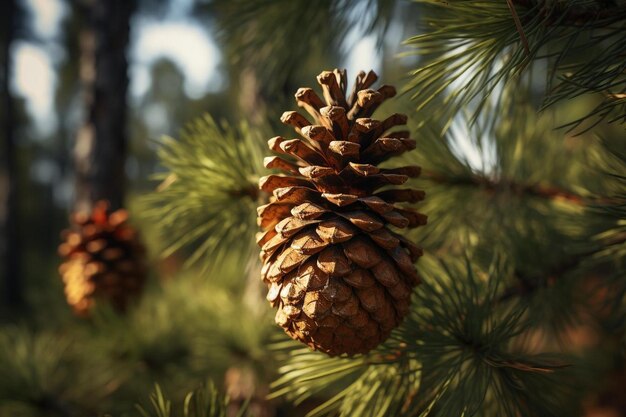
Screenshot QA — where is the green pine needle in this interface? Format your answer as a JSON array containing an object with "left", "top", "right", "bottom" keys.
[
  {"left": 404, "top": 0, "right": 626, "bottom": 130},
  {"left": 270, "top": 255, "right": 577, "bottom": 417},
  {"left": 0, "top": 327, "right": 121, "bottom": 416},
  {"left": 135, "top": 381, "right": 249, "bottom": 417},
  {"left": 141, "top": 114, "right": 267, "bottom": 273},
  {"left": 210, "top": 0, "right": 395, "bottom": 94}
]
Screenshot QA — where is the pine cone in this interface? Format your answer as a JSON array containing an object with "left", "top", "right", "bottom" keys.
[
  {"left": 257, "top": 69, "right": 426, "bottom": 356},
  {"left": 58, "top": 201, "right": 146, "bottom": 316}
]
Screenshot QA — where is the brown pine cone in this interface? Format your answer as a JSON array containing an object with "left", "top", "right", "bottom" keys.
[
  {"left": 257, "top": 69, "right": 426, "bottom": 356},
  {"left": 58, "top": 201, "right": 146, "bottom": 316}
]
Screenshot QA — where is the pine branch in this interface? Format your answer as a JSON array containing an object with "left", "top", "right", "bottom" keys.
[
  {"left": 141, "top": 115, "right": 267, "bottom": 271},
  {"left": 498, "top": 231, "right": 626, "bottom": 303},
  {"left": 210, "top": 0, "right": 397, "bottom": 97},
  {"left": 271, "top": 256, "right": 577, "bottom": 417},
  {"left": 421, "top": 170, "right": 588, "bottom": 205},
  {"left": 506, "top": 0, "right": 530, "bottom": 56},
  {"left": 496, "top": 139, "right": 626, "bottom": 304},
  {"left": 405, "top": 0, "right": 626, "bottom": 130},
  {"left": 513, "top": 0, "right": 626, "bottom": 26}
]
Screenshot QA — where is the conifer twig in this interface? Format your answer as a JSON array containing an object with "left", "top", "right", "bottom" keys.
[
  {"left": 512, "top": 0, "right": 626, "bottom": 26},
  {"left": 497, "top": 232, "right": 626, "bottom": 303},
  {"left": 506, "top": 0, "right": 531, "bottom": 56},
  {"left": 422, "top": 170, "right": 586, "bottom": 205}
]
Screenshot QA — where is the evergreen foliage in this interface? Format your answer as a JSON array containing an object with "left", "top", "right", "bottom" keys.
[
  {"left": 270, "top": 256, "right": 589, "bottom": 417},
  {"left": 0, "top": 327, "right": 120, "bottom": 416},
  {"left": 142, "top": 116, "right": 266, "bottom": 269},
  {"left": 404, "top": 0, "right": 626, "bottom": 131},
  {"left": 0, "top": 268, "right": 273, "bottom": 416},
  {"left": 210, "top": 0, "right": 396, "bottom": 94},
  {"left": 136, "top": 382, "right": 249, "bottom": 417}
]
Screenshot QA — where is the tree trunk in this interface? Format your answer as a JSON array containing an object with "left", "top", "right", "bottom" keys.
[
  {"left": 0, "top": 0, "right": 23, "bottom": 310},
  {"left": 74, "top": 0, "right": 136, "bottom": 212}
]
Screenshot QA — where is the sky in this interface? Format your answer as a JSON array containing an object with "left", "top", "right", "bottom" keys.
[{"left": 12, "top": 0, "right": 379, "bottom": 136}]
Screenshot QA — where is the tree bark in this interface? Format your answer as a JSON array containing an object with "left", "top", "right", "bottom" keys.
[
  {"left": 0, "top": 0, "right": 23, "bottom": 309},
  {"left": 74, "top": 0, "right": 136, "bottom": 212}
]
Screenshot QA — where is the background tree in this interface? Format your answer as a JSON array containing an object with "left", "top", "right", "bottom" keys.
[
  {"left": 0, "top": 0, "right": 19, "bottom": 311},
  {"left": 0, "top": 0, "right": 25, "bottom": 312},
  {"left": 73, "top": 0, "right": 137, "bottom": 212}
]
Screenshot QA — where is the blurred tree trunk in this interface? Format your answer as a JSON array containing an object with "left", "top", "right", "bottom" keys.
[
  {"left": 0, "top": 0, "right": 23, "bottom": 309},
  {"left": 56, "top": 6, "right": 82, "bottom": 181},
  {"left": 74, "top": 0, "right": 136, "bottom": 212}
]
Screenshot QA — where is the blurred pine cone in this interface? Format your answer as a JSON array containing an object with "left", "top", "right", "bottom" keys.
[
  {"left": 257, "top": 69, "right": 426, "bottom": 356},
  {"left": 58, "top": 201, "right": 146, "bottom": 316}
]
